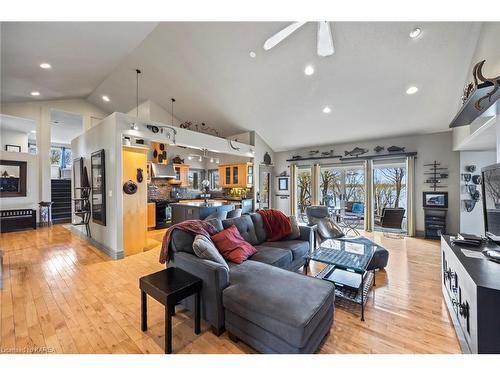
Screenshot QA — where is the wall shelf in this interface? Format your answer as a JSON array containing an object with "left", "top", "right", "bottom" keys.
[
  {"left": 287, "top": 152, "right": 417, "bottom": 163},
  {"left": 449, "top": 79, "right": 500, "bottom": 128},
  {"left": 286, "top": 155, "right": 342, "bottom": 162}
]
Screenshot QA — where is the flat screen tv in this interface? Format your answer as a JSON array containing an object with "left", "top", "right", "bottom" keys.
[
  {"left": 482, "top": 163, "right": 500, "bottom": 241},
  {"left": 422, "top": 191, "right": 448, "bottom": 208}
]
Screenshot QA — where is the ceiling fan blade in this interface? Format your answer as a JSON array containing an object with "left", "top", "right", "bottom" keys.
[
  {"left": 317, "top": 21, "right": 334, "bottom": 56},
  {"left": 263, "top": 22, "right": 307, "bottom": 51}
]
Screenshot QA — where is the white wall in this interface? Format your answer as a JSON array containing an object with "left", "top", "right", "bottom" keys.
[
  {"left": 274, "top": 131, "right": 461, "bottom": 235},
  {"left": 250, "top": 131, "right": 275, "bottom": 207},
  {"left": 0, "top": 151, "right": 39, "bottom": 210},
  {"left": 127, "top": 100, "right": 183, "bottom": 127},
  {"left": 1, "top": 99, "right": 109, "bottom": 202},
  {"left": 1, "top": 129, "right": 29, "bottom": 153},
  {"left": 71, "top": 114, "right": 120, "bottom": 258},
  {"left": 459, "top": 151, "right": 496, "bottom": 235}
]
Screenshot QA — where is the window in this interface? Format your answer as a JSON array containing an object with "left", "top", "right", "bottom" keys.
[
  {"left": 50, "top": 147, "right": 62, "bottom": 166},
  {"left": 296, "top": 167, "right": 312, "bottom": 222},
  {"left": 209, "top": 169, "right": 220, "bottom": 190}
]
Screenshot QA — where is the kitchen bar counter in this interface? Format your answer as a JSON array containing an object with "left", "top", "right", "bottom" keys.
[{"left": 171, "top": 202, "right": 235, "bottom": 223}]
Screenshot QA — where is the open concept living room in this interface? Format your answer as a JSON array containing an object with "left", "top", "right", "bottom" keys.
[{"left": 1, "top": 1, "right": 500, "bottom": 372}]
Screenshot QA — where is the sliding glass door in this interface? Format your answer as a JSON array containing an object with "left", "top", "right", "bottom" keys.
[
  {"left": 291, "top": 157, "right": 413, "bottom": 235},
  {"left": 319, "top": 164, "right": 365, "bottom": 228},
  {"left": 296, "top": 166, "right": 312, "bottom": 222},
  {"left": 373, "top": 160, "right": 407, "bottom": 234}
]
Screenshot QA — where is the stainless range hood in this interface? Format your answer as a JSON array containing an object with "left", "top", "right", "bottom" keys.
[{"left": 151, "top": 162, "right": 176, "bottom": 179}]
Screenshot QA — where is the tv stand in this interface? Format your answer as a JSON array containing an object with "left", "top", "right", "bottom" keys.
[{"left": 424, "top": 208, "right": 446, "bottom": 239}]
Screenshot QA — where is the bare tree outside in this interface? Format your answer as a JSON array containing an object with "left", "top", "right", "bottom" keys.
[
  {"left": 297, "top": 170, "right": 311, "bottom": 216},
  {"left": 374, "top": 167, "right": 406, "bottom": 216}
]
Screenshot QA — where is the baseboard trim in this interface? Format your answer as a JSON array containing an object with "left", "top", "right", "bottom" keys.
[{"left": 64, "top": 225, "right": 124, "bottom": 260}]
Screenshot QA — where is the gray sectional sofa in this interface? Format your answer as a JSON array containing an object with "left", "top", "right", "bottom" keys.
[{"left": 168, "top": 213, "right": 335, "bottom": 353}]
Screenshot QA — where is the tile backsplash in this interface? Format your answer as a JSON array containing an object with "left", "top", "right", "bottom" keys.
[{"left": 148, "top": 180, "right": 172, "bottom": 201}]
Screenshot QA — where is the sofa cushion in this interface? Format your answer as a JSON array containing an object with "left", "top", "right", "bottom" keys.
[
  {"left": 211, "top": 225, "right": 257, "bottom": 264},
  {"left": 223, "top": 260, "right": 335, "bottom": 348},
  {"left": 250, "top": 213, "right": 267, "bottom": 244},
  {"left": 249, "top": 245, "right": 292, "bottom": 268},
  {"left": 170, "top": 229, "right": 196, "bottom": 254},
  {"left": 283, "top": 215, "right": 300, "bottom": 240},
  {"left": 222, "top": 215, "right": 259, "bottom": 245},
  {"left": 192, "top": 235, "right": 229, "bottom": 271},
  {"left": 170, "top": 219, "right": 222, "bottom": 255},
  {"left": 262, "top": 240, "right": 309, "bottom": 261},
  {"left": 205, "top": 218, "right": 224, "bottom": 232}
]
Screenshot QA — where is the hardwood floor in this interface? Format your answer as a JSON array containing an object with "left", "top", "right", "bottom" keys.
[{"left": 0, "top": 225, "right": 460, "bottom": 354}]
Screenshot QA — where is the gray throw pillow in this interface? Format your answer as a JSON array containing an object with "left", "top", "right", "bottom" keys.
[
  {"left": 192, "top": 235, "right": 229, "bottom": 271},
  {"left": 284, "top": 215, "right": 301, "bottom": 240}
]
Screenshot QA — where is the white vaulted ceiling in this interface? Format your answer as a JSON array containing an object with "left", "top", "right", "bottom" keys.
[
  {"left": 1, "top": 22, "right": 484, "bottom": 151},
  {"left": 1, "top": 22, "right": 158, "bottom": 102}
]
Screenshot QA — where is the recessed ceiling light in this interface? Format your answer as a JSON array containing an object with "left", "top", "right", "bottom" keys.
[
  {"left": 102, "top": 95, "right": 110, "bottom": 102},
  {"left": 249, "top": 51, "right": 256, "bottom": 58},
  {"left": 406, "top": 86, "right": 419, "bottom": 95},
  {"left": 30, "top": 91, "right": 40, "bottom": 96},
  {"left": 322, "top": 106, "right": 331, "bottom": 114},
  {"left": 409, "top": 28, "right": 422, "bottom": 39},
  {"left": 304, "top": 65, "right": 315, "bottom": 76},
  {"left": 30, "top": 130, "right": 36, "bottom": 133},
  {"left": 40, "top": 62, "right": 52, "bottom": 69}
]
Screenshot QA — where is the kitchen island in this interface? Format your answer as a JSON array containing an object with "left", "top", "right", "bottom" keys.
[{"left": 171, "top": 201, "right": 235, "bottom": 224}]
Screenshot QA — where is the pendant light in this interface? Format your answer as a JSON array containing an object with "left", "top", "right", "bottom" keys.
[
  {"left": 130, "top": 68, "right": 141, "bottom": 130},
  {"left": 171, "top": 98, "right": 176, "bottom": 126}
]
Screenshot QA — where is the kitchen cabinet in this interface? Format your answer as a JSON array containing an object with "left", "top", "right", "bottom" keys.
[
  {"left": 218, "top": 163, "right": 253, "bottom": 188},
  {"left": 147, "top": 203, "right": 156, "bottom": 229},
  {"left": 170, "top": 164, "right": 189, "bottom": 187}
]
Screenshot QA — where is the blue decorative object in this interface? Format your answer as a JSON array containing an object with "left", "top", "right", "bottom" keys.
[{"left": 352, "top": 202, "right": 364, "bottom": 214}]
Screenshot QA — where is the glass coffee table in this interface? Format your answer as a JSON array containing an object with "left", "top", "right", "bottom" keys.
[{"left": 305, "top": 237, "right": 382, "bottom": 321}]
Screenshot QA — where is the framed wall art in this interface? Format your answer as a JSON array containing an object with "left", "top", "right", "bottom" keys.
[{"left": 91, "top": 149, "right": 106, "bottom": 226}]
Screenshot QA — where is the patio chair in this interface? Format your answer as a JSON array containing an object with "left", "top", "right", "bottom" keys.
[{"left": 375, "top": 207, "right": 406, "bottom": 238}]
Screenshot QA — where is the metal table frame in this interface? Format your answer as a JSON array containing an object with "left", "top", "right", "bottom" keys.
[{"left": 305, "top": 237, "right": 378, "bottom": 321}]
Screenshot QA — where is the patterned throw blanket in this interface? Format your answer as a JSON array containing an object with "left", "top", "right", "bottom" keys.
[
  {"left": 257, "top": 209, "right": 292, "bottom": 242},
  {"left": 159, "top": 220, "right": 217, "bottom": 264}
]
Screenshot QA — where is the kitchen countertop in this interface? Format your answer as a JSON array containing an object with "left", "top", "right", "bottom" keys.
[
  {"left": 171, "top": 201, "right": 234, "bottom": 207},
  {"left": 148, "top": 197, "right": 253, "bottom": 203}
]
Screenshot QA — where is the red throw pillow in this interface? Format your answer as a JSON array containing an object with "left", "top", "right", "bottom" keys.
[{"left": 210, "top": 225, "right": 257, "bottom": 264}]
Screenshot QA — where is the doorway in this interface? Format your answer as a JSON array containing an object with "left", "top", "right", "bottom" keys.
[
  {"left": 373, "top": 160, "right": 407, "bottom": 235},
  {"left": 50, "top": 109, "right": 83, "bottom": 224}
]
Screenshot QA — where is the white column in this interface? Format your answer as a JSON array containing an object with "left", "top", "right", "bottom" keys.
[
  {"left": 39, "top": 106, "right": 52, "bottom": 202},
  {"left": 364, "top": 160, "right": 374, "bottom": 232}
]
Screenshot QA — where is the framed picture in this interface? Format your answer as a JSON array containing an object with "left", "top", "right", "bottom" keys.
[
  {"left": 5, "top": 144, "right": 21, "bottom": 152},
  {"left": 422, "top": 191, "right": 448, "bottom": 208},
  {"left": 0, "top": 160, "right": 27, "bottom": 197},
  {"left": 91, "top": 149, "right": 106, "bottom": 226}
]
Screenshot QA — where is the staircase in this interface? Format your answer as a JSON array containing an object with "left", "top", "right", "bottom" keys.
[{"left": 51, "top": 179, "right": 72, "bottom": 224}]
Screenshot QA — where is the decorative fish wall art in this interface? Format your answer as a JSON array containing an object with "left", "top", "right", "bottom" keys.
[
  {"left": 387, "top": 146, "right": 405, "bottom": 153},
  {"left": 344, "top": 147, "right": 369, "bottom": 157}
]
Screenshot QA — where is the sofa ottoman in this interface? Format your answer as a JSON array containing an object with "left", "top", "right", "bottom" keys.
[{"left": 222, "top": 260, "right": 335, "bottom": 353}]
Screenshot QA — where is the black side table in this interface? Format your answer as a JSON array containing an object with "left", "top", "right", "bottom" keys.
[{"left": 139, "top": 267, "right": 202, "bottom": 354}]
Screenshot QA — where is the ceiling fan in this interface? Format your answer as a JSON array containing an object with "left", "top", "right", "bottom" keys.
[{"left": 263, "top": 21, "right": 334, "bottom": 57}]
